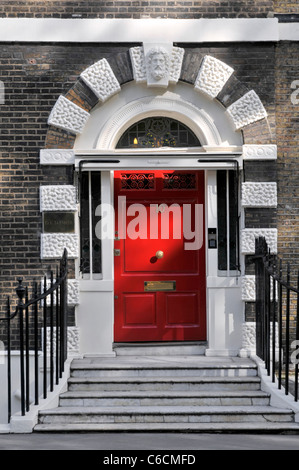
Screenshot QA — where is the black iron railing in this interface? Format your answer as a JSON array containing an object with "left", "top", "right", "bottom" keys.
[
  {"left": 0, "top": 249, "right": 68, "bottom": 423},
  {"left": 254, "top": 237, "right": 299, "bottom": 402}
]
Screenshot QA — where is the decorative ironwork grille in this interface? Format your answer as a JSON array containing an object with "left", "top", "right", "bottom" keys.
[
  {"left": 116, "top": 117, "right": 201, "bottom": 149},
  {"left": 163, "top": 173, "right": 197, "bottom": 190},
  {"left": 121, "top": 173, "right": 155, "bottom": 190}
]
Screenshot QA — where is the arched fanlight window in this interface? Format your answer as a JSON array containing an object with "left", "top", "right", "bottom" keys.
[{"left": 116, "top": 116, "right": 201, "bottom": 149}]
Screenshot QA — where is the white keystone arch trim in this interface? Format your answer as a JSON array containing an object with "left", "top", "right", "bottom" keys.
[
  {"left": 80, "top": 58, "right": 121, "bottom": 102},
  {"left": 40, "top": 185, "right": 77, "bottom": 211},
  {"left": 129, "top": 45, "right": 185, "bottom": 86},
  {"left": 46, "top": 50, "right": 269, "bottom": 139},
  {"left": 194, "top": 55, "right": 234, "bottom": 99},
  {"left": 48, "top": 95, "right": 90, "bottom": 134},
  {"left": 226, "top": 90, "right": 267, "bottom": 130}
]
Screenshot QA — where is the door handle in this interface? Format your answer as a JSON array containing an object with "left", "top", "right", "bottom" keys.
[{"left": 156, "top": 250, "right": 164, "bottom": 259}]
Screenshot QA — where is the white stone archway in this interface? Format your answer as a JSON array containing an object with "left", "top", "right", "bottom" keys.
[
  {"left": 40, "top": 45, "right": 277, "bottom": 358},
  {"left": 95, "top": 96, "right": 222, "bottom": 150}
]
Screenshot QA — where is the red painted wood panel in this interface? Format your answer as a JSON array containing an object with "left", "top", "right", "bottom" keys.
[{"left": 114, "top": 170, "right": 206, "bottom": 342}]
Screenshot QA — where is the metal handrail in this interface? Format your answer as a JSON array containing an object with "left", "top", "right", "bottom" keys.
[
  {"left": 0, "top": 249, "right": 68, "bottom": 423},
  {"left": 254, "top": 237, "right": 299, "bottom": 402}
]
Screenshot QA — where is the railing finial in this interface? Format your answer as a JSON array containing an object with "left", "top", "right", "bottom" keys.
[{"left": 16, "top": 278, "right": 26, "bottom": 304}]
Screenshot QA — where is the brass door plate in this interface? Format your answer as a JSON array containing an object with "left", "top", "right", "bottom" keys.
[{"left": 144, "top": 281, "right": 176, "bottom": 292}]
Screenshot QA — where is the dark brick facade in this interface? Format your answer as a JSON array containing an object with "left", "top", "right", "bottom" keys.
[
  {"left": 0, "top": 0, "right": 275, "bottom": 19},
  {"left": 274, "top": 3, "right": 299, "bottom": 14},
  {"left": 0, "top": 42, "right": 276, "bottom": 313},
  {"left": 276, "top": 42, "right": 299, "bottom": 283},
  {"left": 0, "top": 2, "right": 298, "bottom": 345}
]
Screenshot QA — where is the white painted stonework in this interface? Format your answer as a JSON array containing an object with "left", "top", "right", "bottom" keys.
[
  {"left": 144, "top": 43, "right": 172, "bottom": 88},
  {"left": 0, "top": 18, "right": 283, "bottom": 43},
  {"left": 241, "top": 228, "right": 278, "bottom": 255},
  {"left": 241, "top": 322, "right": 279, "bottom": 356},
  {"left": 68, "top": 280, "right": 80, "bottom": 306},
  {"left": 42, "top": 279, "right": 80, "bottom": 306},
  {"left": 40, "top": 185, "right": 77, "bottom": 212},
  {"left": 41, "top": 234, "right": 79, "bottom": 259},
  {"left": 241, "top": 182, "right": 277, "bottom": 208},
  {"left": 44, "top": 326, "right": 80, "bottom": 355},
  {"left": 94, "top": 94, "right": 223, "bottom": 150},
  {"left": 40, "top": 149, "right": 75, "bottom": 166},
  {"left": 130, "top": 44, "right": 184, "bottom": 87},
  {"left": 80, "top": 58, "right": 121, "bottom": 102},
  {"left": 170, "top": 47, "right": 185, "bottom": 84},
  {"left": 242, "top": 275, "right": 256, "bottom": 302},
  {"left": 242, "top": 145, "right": 277, "bottom": 160},
  {"left": 242, "top": 275, "right": 278, "bottom": 302},
  {"left": 40, "top": 57, "right": 268, "bottom": 360},
  {"left": 48, "top": 95, "right": 90, "bottom": 135},
  {"left": 227, "top": 90, "right": 267, "bottom": 130},
  {"left": 194, "top": 55, "right": 234, "bottom": 99},
  {"left": 242, "top": 322, "right": 256, "bottom": 352},
  {"left": 129, "top": 47, "right": 146, "bottom": 83}
]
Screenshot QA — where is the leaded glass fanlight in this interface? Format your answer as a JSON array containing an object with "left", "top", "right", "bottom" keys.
[{"left": 116, "top": 117, "right": 201, "bottom": 149}]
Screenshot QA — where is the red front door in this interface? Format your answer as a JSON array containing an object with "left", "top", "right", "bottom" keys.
[{"left": 114, "top": 170, "right": 206, "bottom": 342}]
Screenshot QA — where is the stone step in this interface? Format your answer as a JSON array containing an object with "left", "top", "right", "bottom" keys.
[
  {"left": 67, "top": 376, "right": 262, "bottom": 392},
  {"left": 59, "top": 390, "right": 271, "bottom": 407},
  {"left": 113, "top": 342, "right": 207, "bottom": 357},
  {"left": 37, "top": 406, "right": 294, "bottom": 425},
  {"left": 34, "top": 422, "right": 299, "bottom": 434},
  {"left": 70, "top": 364, "right": 257, "bottom": 379}
]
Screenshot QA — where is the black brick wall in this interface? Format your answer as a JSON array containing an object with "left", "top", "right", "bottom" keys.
[
  {"left": 0, "top": 35, "right": 298, "bottom": 340},
  {"left": 0, "top": 0, "right": 274, "bottom": 19}
]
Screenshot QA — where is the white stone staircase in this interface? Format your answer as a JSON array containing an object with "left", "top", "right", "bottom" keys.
[{"left": 34, "top": 353, "right": 299, "bottom": 433}]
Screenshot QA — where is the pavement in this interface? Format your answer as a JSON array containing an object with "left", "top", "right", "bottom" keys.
[{"left": 0, "top": 433, "right": 299, "bottom": 450}]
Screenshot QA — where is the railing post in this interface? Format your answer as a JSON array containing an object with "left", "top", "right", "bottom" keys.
[
  {"left": 33, "top": 282, "right": 39, "bottom": 406},
  {"left": 43, "top": 275, "right": 47, "bottom": 400},
  {"left": 272, "top": 261, "right": 277, "bottom": 384},
  {"left": 16, "top": 278, "right": 26, "bottom": 417},
  {"left": 265, "top": 248, "right": 271, "bottom": 375},
  {"left": 278, "top": 259, "right": 283, "bottom": 389},
  {"left": 60, "top": 249, "right": 68, "bottom": 370},
  {"left": 50, "top": 271, "right": 54, "bottom": 392},
  {"left": 55, "top": 265, "right": 60, "bottom": 384},
  {"left": 255, "top": 237, "right": 266, "bottom": 360},
  {"left": 295, "top": 270, "right": 299, "bottom": 402},
  {"left": 25, "top": 287, "right": 30, "bottom": 413},
  {"left": 285, "top": 264, "right": 291, "bottom": 396},
  {"left": 1, "top": 252, "right": 69, "bottom": 421},
  {"left": 7, "top": 297, "right": 11, "bottom": 424}
]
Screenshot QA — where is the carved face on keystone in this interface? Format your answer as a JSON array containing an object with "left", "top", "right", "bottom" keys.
[{"left": 147, "top": 47, "right": 169, "bottom": 81}]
